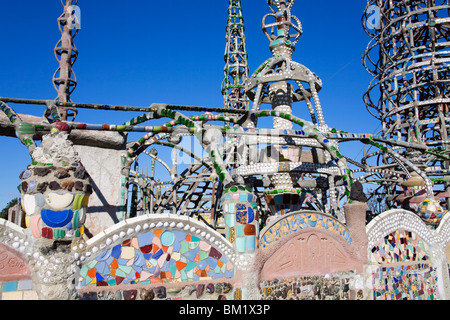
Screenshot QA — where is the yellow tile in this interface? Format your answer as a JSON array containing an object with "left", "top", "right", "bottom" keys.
[{"left": 2, "top": 291, "right": 23, "bottom": 300}]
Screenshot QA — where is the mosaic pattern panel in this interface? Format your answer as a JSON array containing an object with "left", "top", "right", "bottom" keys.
[
  {"left": 370, "top": 230, "right": 431, "bottom": 264},
  {"left": 76, "top": 282, "right": 236, "bottom": 300},
  {"left": 222, "top": 186, "right": 259, "bottom": 254},
  {"left": 372, "top": 264, "right": 439, "bottom": 300},
  {"left": 1, "top": 279, "right": 37, "bottom": 300},
  {"left": 259, "top": 212, "right": 352, "bottom": 251},
  {"left": 370, "top": 229, "right": 438, "bottom": 300},
  {"left": 20, "top": 163, "right": 91, "bottom": 241},
  {"left": 260, "top": 273, "right": 360, "bottom": 300},
  {"left": 77, "top": 230, "right": 235, "bottom": 287}
]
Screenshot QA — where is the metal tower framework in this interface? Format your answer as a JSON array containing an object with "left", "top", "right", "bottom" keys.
[
  {"left": 362, "top": 0, "right": 450, "bottom": 212},
  {"left": 222, "top": 0, "right": 250, "bottom": 111},
  {"left": 2, "top": 0, "right": 450, "bottom": 244}
]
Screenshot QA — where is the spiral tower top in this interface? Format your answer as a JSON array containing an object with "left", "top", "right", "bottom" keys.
[
  {"left": 363, "top": 1, "right": 450, "bottom": 148},
  {"left": 362, "top": 0, "right": 450, "bottom": 222}
]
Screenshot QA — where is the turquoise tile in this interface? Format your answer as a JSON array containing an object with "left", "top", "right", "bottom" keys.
[
  {"left": 2, "top": 281, "right": 17, "bottom": 292},
  {"left": 236, "top": 238, "right": 246, "bottom": 253},
  {"left": 246, "top": 236, "right": 256, "bottom": 251},
  {"left": 236, "top": 224, "right": 244, "bottom": 237}
]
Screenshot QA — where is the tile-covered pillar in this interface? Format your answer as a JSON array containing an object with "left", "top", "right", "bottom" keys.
[
  {"left": 222, "top": 186, "right": 259, "bottom": 254},
  {"left": 20, "top": 132, "right": 92, "bottom": 300},
  {"left": 21, "top": 132, "right": 92, "bottom": 245}
]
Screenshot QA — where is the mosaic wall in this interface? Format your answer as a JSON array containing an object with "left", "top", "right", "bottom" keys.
[
  {"left": 259, "top": 212, "right": 352, "bottom": 251},
  {"left": 370, "top": 229, "right": 439, "bottom": 300},
  {"left": 370, "top": 230, "right": 431, "bottom": 265},
  {"left": 75, "top": 282, "right": 238, "bottom": 300},
  {"left": 0, "top": 279, "right": 37, "bottom": 300},
  {"left": 259, "top": 273, "right": 362, "bottom": 300},
  {"left": 77, "top": 229, "right": 235, "bottom": 287},
  {"left": 0, "top": 242, "right": 36, "bottom": 299},
  {"left": 372, "top": 264, "right": 439, "bottom": 300},
  {"left": 264, "top": 192, "right": 302, "bottom": 217}
]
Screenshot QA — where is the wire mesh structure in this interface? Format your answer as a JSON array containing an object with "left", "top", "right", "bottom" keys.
[{"left": 362, "top": 0, "right": 450, "bottom": 214}]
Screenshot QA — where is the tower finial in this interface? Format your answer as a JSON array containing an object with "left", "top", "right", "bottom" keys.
[{"left": 263, "top": 0, "right": 302, "bottom": 56}]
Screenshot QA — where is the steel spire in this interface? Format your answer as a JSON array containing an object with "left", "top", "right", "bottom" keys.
[{"left": 222, "top": 0, "right": 250, "bottom": 111}]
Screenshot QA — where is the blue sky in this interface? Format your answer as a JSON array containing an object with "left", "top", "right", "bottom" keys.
[{"left": 0, "top": 1, "right": 379, "bottom": 209}]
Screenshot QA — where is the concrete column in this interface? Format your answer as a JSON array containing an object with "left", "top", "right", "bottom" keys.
[{"left": 221, "top": 185, "right": 259, "bottom": 255}]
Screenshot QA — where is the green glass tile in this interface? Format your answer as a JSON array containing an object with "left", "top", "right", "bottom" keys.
[
  {"left": 199, "top": 250, "right": 209, "bottom": 261},
  {"left": 180, "top": 241, "right": 190, "bottom": 254},
  {"left": 80, "top": 265, "right": 88, "bottom": 277}
]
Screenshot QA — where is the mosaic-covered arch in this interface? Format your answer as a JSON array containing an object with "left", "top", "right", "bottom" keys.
[
  {"left": 366, "top": 209, "right": 438, "bottom": 250},
  {"left": 259, "top": 210, "right": 353, "bottom": 251},
  {"left": 366, "top": 209, "right": 445, "bottom": 300},
  {"left": 75, "top": 214, "right": 239, "bottom": 290},
  {"left": 256, "top": 211, "right": 362, "bottom": 278},
  {"left": 255, "top": 210, "right": 366, "bottom": 300}
]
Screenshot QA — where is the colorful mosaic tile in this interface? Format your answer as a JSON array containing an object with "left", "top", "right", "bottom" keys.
[
  {"left": 370, "top": 230, "right": 430, "bottom": 264},
  {"left": 264, "top": 192, "right": 301, "bottom": 217},
  {"left": 77, "top": 230, "right": 235, "bottom": 287},
  {"left": 222, "top": 186, "right": 259, "bottom": 253},
  {"left": 75, "top": 282, "right": 235, "bottom": 300},
  {"left": 259, "top": 212, "right": 352, "bottom": 250},
  {"left": 20, "top": 163, "right": 91, "bottom": 242},
  {"left": 0, "top": 280, "right": 37, "bottom": 300},
  {"left": 418, "top": 198, "right": 445, "bottom": 225},
  {"left": 260, "top": 273, "right": 357, "bottom": 300},
  {"left": 372, "top": 264, "right": 439, "bottom": 300},
  {"left": 370, "top": 230, "right": 438, "bottom": 300}
]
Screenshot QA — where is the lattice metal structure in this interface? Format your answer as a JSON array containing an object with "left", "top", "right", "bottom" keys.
[
  {"left": 243, "top": 0, "right": 347, "bottom": 218},
  {"left": 222, "top": 0, "right": 250, "bottom": 111},
  {"left": 2, "top": 0, "right": 450, "bottom": 239},
  {"left": 362, "top": 0, "right": 450, "bottom": 212},
  {"left": 53, "top": 0, "right": 80, "bottom": 121}
]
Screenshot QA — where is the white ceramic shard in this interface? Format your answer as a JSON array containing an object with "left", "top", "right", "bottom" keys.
[
  {"left": 45, "top": 192, "right": 74, "bottom": 210},
  {"left": 22, "top": 194, "right": 36, "bottom": 216}
]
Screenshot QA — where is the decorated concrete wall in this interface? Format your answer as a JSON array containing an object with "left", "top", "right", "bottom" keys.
[
  {"left": 251, "top": 203, "right": 369, "bottom": 300},
  {"left": 2, "top": 205, "right": 450, "bottom": 300},
  {"left": 0, "top": 219, "right": 36, "bottom": 299},
  {"left": 366, "top": 209, "right": 450, "bottom": 300},
  {"left": 74, "top": 214, "right": 246, "bottom": 300}
]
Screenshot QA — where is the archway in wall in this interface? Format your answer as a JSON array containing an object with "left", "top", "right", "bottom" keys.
[{"left": 257, "top": 211, "right": 365, "bottom": 300}]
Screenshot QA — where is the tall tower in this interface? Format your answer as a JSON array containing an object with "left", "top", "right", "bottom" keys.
[
  {"left": 53, "top": 0, "right": 80, "bottom": 121},
  {"left": 244, "top": 0, "right": 345, "bottom": 217},
  {"left": 222, "top": 0, "right": 250, "bottom": 111},
  {"left": 362, "top": 0, "right": 450, "bottom": 213}
]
